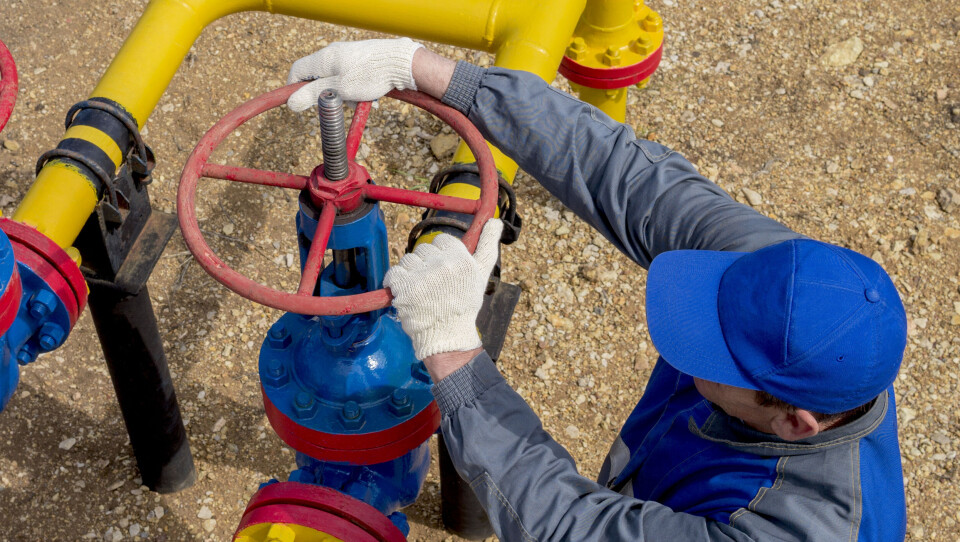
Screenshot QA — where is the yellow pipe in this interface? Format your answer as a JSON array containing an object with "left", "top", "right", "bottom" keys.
[
  {"left": 15, "top": 0, "right": 590, "bottom": 249},
  {"left": 574, "top": 85, "right": 627, "bottom": 120}
]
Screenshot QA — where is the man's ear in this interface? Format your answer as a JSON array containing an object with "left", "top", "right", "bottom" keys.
[{"left": 770, "top": 409, "right": 820, "bottom": 441}]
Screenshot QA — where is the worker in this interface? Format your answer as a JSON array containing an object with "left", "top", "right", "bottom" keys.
[{"left": 286, "top": 39, "right": 907, "bottom": 541}]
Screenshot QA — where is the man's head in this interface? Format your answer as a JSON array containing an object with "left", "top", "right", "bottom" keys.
[{"left": 645, "top": 239, "right": 907, "bottom": 430}]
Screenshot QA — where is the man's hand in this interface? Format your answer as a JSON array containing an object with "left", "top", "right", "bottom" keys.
[
  {"left": 286, "top": 38, "right": 423, "bottom": 111},
  {"left": 384, "top": 220, "right": 503, "bottom": 377}
]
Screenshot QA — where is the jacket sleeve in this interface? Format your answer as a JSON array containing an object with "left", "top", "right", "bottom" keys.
[
  {"left": 441, "top": 62, "right": 803, "bottom": 268},
  {"left": 434, "top": 352, "right": 763, "bottom": 541}
]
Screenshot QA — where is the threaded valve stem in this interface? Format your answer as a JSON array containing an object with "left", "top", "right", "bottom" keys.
[{"left": 318, "top": 89, "right": 348, "bottom": 181}]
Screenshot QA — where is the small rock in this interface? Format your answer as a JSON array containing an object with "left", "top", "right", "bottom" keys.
[
  {"left": 711, "top": 119, "right": 724, "bottom": 127},
  {"left": 197, "top": 506, "right": 213, "bottom": 520},
  {"left": 2, "top": 140, "right": 19, "bottom": 152},
  {"left": 899, "top": 406, "right": 917, "bottom": 425},
  {"left": 284, "top": 253, "right": 295, "bottom": 268},
  {"left": 741, "top": 187, "right": 763, "bottom": 207},
  {"left": 820, "top": 37, "right": 864, "bottom": 67},
  {"left": 59, "top": 437, "right": 77, "bottom": 451},
  {"left": 153, "top": 506, "right": 165, "bottom": 520},
  {"left": 555, "top": 224, "right": 570, "bottom": 236},
  {"left": 129, "top": 524, "right": 141, "bottom": 537},
  {"left": 565, "top": 425, "right": 580, "bottom": 438},
  {"left": 936, "top": 187, "right": 959, "bottom": 213},
  {"left": 849, "top": 89, "right": 865, "bottom": 100},
  {"left": 202, "top": 519, "right": 217, "bottom": 532},
  {"left": 107, "top": 480, "right": 125, "bottom": 491},
  {"left": 680, "top": 111, "right": 696, "bottom": 123},
  {"left": 212, "top": 417, "right": 226, "bottom": 433},
  {"left": 429, "top": 133, "right": 459, "bottom": 160},
  {"left": 935, "top": 88, "right": 949, "bottom": 102},
  {"left": 222, "top": 223, "right": 235, "bottom": 235},
  {"left": 826, "top": 161, "right": 840, "bottom": 174}
]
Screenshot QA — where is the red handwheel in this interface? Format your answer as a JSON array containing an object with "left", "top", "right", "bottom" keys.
[
  {"left": 0, "top": 39, "right": 19, "bottom": 134},
  {"left": 177, "top": 84, "right": 499, "bottom": 316}
]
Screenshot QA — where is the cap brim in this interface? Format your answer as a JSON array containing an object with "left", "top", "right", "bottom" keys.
[{"left": 646, "top": 250, "right": 757, "bottom": 390}]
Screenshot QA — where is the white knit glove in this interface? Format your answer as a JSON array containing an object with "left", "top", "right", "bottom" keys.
[
  {"left": 384, "top": 220, "right": 503, "bottom": 360},
  {"left": 286, "top": 38, "right": 424, "bottom": 112}
]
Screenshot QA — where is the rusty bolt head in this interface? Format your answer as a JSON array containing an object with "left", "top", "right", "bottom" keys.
[
  {"left": 566, "top": 37, "right": 588, "bottom": 61},
  {"left": 268, "top": 324, "right": 292, "bottom": 349},
  {"left": 642, "top": 13, "right": 662, "bottom": 33},
  {"left": 293, "top": 391, "right": 318, "bottom": 419},
  {"left": 261, "top": 358, "right": 289, "bottom": 388},
  {"left": 340, "top": 400, "right": 365, "bottom": 429},
  {"left": 602, "top": 46, "right": 622, "bottom": 67},
  {"left": 388, "top": 389, "right": 413, "bottom": 417}
]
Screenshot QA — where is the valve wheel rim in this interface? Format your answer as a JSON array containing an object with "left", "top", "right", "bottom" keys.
[
  {"left": 0, "top": 39, "right": 19, "bottom": 134},
  {"left": 177, "top": 84, "right": 499, "bottom": 316}
]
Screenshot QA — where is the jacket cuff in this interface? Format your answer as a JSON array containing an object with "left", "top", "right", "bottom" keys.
[
  {"left": 441, "top": 61, "right": 484, "bottom": 116},
  {"left": 432, "top": 350, "right": 503, "bottom": 415}
]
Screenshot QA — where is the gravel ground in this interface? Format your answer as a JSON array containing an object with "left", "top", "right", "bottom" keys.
[{"left": 0, "top": 0, "right": 958, "bottom": 540}]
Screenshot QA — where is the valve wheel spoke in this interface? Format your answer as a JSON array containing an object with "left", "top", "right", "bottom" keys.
[
  {"left": 362, "top": 184, "right": 479, "bottom": 215},
  {"left": 346, "top": 101, "right": 371, "bottom": 161},
  {"left": 297, "top": 203, "right": 336, "bottom": 296},
  {"left": 201, "top": 163, "right": 309, "bottom": 190}
]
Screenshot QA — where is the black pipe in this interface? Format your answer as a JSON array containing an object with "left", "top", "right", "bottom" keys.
[
  {"left": 438, "top": 433, "right": 494, "bottom": 539},
  {"left": 87, "top": 282, "right": 196, "bottom": 493}
]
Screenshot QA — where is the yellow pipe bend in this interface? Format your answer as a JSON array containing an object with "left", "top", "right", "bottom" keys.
[{"left": 15, "top": 0, "right": 591, "bottom": 248}]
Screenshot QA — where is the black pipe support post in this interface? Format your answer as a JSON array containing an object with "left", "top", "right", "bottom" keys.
[
  {"left": 73, "top": 158, "right": 196, "bottom": 493},
  {"left": 87, "top": 282, "right": 196, "bottom": 493}
]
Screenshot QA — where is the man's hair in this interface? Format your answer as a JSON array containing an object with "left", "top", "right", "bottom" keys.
[{"left": 754, "top": 390, "right": 874, "bottom": 427}]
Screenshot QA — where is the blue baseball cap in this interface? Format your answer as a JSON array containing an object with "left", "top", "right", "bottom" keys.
[{"left": 646, "top": 239, "right": 907, "bottom": 414}]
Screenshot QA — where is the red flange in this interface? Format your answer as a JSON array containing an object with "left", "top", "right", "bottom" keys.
[
  {"left": 178, "top": 85, "right": 499, "bottom": 316},
  {"left": 0, "top": 266, "right": 22, "bottom": 338},
  {"left": 262, "top": 384, "right": 440, "bottom": 465},
  {"left": 0, "top": 218, "right": 87, "bottom": 326},
  {"left": 0, "top": 39, "right": 17, "bottom": 134},
  {"left": 235, "top": 481, "right": 407, "bottom": 542},
  {"left": 559, "top": 44, "right": 663, "bottom": 90}
]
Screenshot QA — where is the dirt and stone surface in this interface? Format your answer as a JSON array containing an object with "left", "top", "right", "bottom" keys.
[{"left": 0, "top": 0, "right": 958, "bottom": 540}]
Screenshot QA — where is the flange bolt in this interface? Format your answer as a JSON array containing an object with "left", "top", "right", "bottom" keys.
[
  {"left": 293, "top": 391, "right": 318, "bottom": 419},
  {"left": 16, "top": 344, "right": 37, "bottom": 366},
  {"left": 340, "top": 400, "right": 365, "bottom": 429},
  {"left": 268, "top": 324, "right": 292, "bottom": 349},
  {"left": 28, "top": 290, "right": 58, "bottom": 320},
  {"left": 261, "top": 358, "right": 289, "bottom": 388},
  {"left": 38, "top": 322, "right": 65, "bottom": 352},
  {"left": 389, "top": 388, "right": 413, "bottom": 417}
]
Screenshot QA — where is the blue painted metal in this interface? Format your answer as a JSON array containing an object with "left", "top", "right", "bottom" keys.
[
  {"left": 287, "top": 442, "right": 431, "bottom": 537},
  {"left": 257, "top": 197, "right": 434, "bottom": 535},
  {"left": 0, "top": 229, "right": 73, "bottom": 411},
  {"left": 261, "top": 200, "right": 433, "bottom": 440}
]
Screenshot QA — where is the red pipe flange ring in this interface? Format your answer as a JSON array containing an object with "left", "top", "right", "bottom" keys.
[
  {"left": 0, "top": 39, "right": 19, "bottom": 134},
  {"left": 177, "top": 84, "right": 499, "bottom": 316}
]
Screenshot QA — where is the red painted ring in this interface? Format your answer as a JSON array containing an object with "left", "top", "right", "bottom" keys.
[
  {"left": 0, "top": 266, "right": 22, "bottom": 337},
  {"left": 0, "top": 40, "right": 17, "bottom": 134},
  {"left": 559, "top": 44, "right": 663, "bottom": 90},
  {"left": 0, "top": 219, "right": 87, "bottom": 325},
  {"left": 178, "top": 85, "right": 499, "bottom": 316},
  {"left": 235, "top": 481, "right": 406, "bottom": 542},
  {"left": 262, "top": 385, "right": 440, "bottom": 465}
]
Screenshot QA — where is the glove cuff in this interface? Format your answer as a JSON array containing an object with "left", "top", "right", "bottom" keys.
[
  {"left": 375, "top": 38, "right": 424, "bottom": 91},
  {"left": 412, "top": 323, "right": 482, "bottom": 360}
]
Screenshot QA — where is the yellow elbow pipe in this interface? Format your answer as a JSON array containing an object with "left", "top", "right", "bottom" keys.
[{"left": 15, "top": 0, "right": 592, "bottom": 248}]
